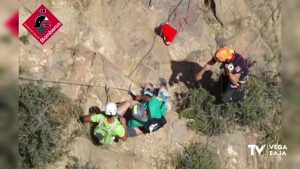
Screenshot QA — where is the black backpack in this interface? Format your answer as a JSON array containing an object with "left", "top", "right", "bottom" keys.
[{"left": 133, "top": 102, "right": 167, "bottom": 133}]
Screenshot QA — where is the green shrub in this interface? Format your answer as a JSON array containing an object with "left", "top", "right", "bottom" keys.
[
  {"left": 19, "top": 82, "right": 82, "bottom": 169},
  {"left": 20, "top": 34, "right": 29, "bottom": 45},
  {"left": 180, "top": 88, "right": 225, "bottom": 135},
  {"left": 175, "top": 143, "right": 219, "bottom": 169},
  {"left": 180, "top": 76, "right": 281, "bottom": 135}
]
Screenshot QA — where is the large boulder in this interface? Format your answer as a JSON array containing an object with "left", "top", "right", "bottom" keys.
[
  {"left": 216, "top": 131, "right": 248, "bottom": 169},
  {"left": 214, "top": 0, "right": 251, "bottom": 25},
  {"left": 243, "top": 0, "right": 281, "bottom": 56},
  {"left": 227, "top": 28, "right": 277, "bottom": 75}
]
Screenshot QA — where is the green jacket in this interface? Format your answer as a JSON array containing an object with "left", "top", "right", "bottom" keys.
[{"left": 128, "top": 97, "right": 167, "bottom": 128}]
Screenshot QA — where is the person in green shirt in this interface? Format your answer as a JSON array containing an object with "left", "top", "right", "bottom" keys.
[
  {"left": 127, "top": 94, "right": 167, "bottom": 127},
  {"left": 80, "top": 102, "right": 127, "bottom": 145},
  {"left": 118, "top": 87, "right": 167, "bottom": 137}
]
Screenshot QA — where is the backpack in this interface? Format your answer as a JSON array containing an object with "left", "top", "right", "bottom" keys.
[
  {"left": 161, "top": 23, "right": 178, "bottom": 46},
  {"left": 94, "top": 116, "right": 118, "bottom": 144},
  {"left": 133, "top": 102, "right": 167, "bottom": 133}
]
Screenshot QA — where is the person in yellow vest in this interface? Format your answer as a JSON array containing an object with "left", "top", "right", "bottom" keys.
[{"left": 79, "top": 102, "right": 127, "bottom": 145}]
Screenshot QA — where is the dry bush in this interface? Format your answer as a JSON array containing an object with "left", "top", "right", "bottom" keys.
[
  {"left": 19, "top": 82, "right": 82, "bottom": 169},
  {"left": 180, "top": 75, "right": 281, "bottom": 140}
]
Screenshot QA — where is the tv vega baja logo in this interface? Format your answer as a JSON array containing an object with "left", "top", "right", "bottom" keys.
[
  {"left": 248, "top": 144, "right": 287, "bottom": 156},
  {"left": 23, "top": 4, "right": 62, "bottom": 45}
]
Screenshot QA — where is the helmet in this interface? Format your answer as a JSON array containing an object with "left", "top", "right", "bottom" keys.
[
  {"left": 142, "top": 88, "right": 154, "bottom": 97},
  {"left": 214, "top": 47, "right": 234, "bottom": 62},
  {"left": 143, "top": 83, "right": 155, "bottom": 90},
  {"left": 132, "top": 103, "right": 145, "bottom": 120},
  {"left": 105, "top": 102, "right": 117, "bottom": 116}
]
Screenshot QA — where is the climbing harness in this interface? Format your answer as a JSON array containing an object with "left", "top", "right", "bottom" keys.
[{"left": 159, "top": 0, "right": 192, "bottom": 45}]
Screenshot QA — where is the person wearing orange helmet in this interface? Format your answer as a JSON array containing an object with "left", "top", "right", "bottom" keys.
[{"left": 195, "top": 47, "right": 249, "bottom": 102}]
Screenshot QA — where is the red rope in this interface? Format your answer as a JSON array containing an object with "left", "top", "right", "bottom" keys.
[
  {"left": 166, "top": 0, "right": 185, "bottom": 23},
  {"left": 168, "top": 6, "right": 178, "bottom": 24},
  {"left": 167, "top": 0, "right": 192, "bottom": 32},
  {"left": 178, "top": 0, "right": 192, "bottom": 32}
]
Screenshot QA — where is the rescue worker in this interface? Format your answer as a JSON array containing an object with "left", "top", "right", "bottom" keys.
[
  {"left": 79, "top": 102, "right": 127, "bottom": 145},
  {"left": 195, "top": 47, "right": 249, "bottom": 102}
]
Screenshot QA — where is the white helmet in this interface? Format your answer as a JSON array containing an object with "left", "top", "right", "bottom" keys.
[{"left": 105, "top": 102, "right": 117, "bottom": 116}]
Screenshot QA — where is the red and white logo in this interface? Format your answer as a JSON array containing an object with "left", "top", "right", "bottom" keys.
[{"left": 22, "top": 4, "right": 62, "bottom": 45}]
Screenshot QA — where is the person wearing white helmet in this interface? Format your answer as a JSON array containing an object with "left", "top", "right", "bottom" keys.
[{"left": 79, "top": 102, "right": 127, "bottom": 145}]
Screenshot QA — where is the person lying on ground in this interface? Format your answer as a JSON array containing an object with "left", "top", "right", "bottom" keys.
[
  {"left": 129, "top": 78, "right": 171, "bottom": 111},
  {"left": 118, "top": 88, "right": 167, "bottom": 137},
  {"left": 79, "top": 102, "right": 127, "bottom": 145},
  {"left": 195, "top": 47, "right": 249, "bottom": 102}
]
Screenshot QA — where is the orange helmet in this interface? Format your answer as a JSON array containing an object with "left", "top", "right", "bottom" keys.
[{"left": 214, "top": 47, "right": 234, "bottom": 62}]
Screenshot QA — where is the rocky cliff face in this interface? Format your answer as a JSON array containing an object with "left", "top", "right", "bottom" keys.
[{"left": 20, "top": 0, "right": 281, "bottom": 168}]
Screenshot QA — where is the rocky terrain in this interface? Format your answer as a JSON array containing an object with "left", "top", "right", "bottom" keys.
[{"left": 19, "top": 0, "right": 281, "bottom": 168}]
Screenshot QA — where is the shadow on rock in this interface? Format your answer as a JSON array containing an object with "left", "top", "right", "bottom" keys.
[
  {"left": 169, "top": 61, "right": 202, "bottom": 88},
  {"left": 203, "top": 73, "right": 223, "bottom": 104},
  {"left": 169, "top": 61, "right": 224, "bottom": 104}
]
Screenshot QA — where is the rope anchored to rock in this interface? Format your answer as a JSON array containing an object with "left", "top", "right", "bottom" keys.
[
  {"left": 19, "top": 76, "right": 131, "bottom": 92},
  {"left": 128, "top": 0, "right": 193, "bottom": 77},
  {"left": 159, "top": 0, "right": 193, "bottom": 45}
]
